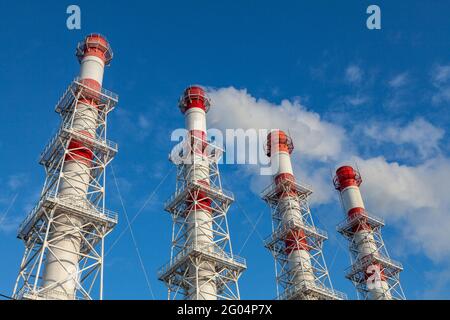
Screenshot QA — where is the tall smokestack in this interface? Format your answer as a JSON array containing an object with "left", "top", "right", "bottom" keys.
[
  {"left": 13, "top": 34, "right": 119, "bottom": 300},
  {"left": 262, "top": 130, "right": 345, "bottom": 300},
  {"left": 158, "top": 86, "right": 246, "bottom": 300},
  {"left": 334, "top": 165, "right": 405, "bottom": 300}
]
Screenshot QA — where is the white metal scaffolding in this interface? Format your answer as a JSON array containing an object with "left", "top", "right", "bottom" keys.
[
  {"left": 158, "top": 135, "right": 246, "bottom": 300},
  {"left": 13, "top": 79, "right": 118, "bottom": 300},
  {"left": 336, "top": 210, "right": 406, "bottom": 300},
  {"left": 262, "top": 177, "right": 346, "bottom": 300}
]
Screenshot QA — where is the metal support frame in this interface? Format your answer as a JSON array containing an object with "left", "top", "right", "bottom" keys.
[
  {"left": 337, "top": 210, "right": 405, "bottom": 300},
  {"left": 262, "top": 178, "right": 346, "bottom": 300},
  {"left": 158, "top": 136, "right": 246, "bottom": 300},
  {"left": 13, "top": 79, "right": 118, "bottom": 300}
]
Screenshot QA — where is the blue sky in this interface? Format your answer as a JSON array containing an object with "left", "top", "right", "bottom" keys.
[{"left": 1, "top": 0, "right": 450, "bottom": 299}]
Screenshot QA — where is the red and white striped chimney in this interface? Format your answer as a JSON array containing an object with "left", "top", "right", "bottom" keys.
[
  {"left": 267, "top": 130, "right": 315, "bottom": 290},
  {"left": 179, "top": 86, "right": 216, "bottom": 300},
  {"left": 42, "top": 34, "right": 113, "bottom": 299},
  {"left": 334, "top": 165, "right": 391, "bottom": 300}
]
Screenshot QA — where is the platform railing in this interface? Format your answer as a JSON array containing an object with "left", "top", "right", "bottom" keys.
[
  {"left": 264, "top": 218, "right": 328, "bottom": 248},
  {"left": 39, "top": 125, "right": 118, "bottom": 164},
  {"left": 346, "top": 253, "right": 404, "bottom": 278},
  {"left": 261, "top": 178, "right": 313, "bottom": 200},
  {"left": 278, "top": 280, "right": 347, "bottom": 300},
  {"left": 158, "top": 243, "right": 247, "bottom": 278},
  {"left": 336, "top": 211, "right": 385, "bottom": 233},
  {"left": 164, "top": 180, "right": 234, "bottom": 210},
  {"left": 18, "top": 190, "right": 118, "bottom": 238}
]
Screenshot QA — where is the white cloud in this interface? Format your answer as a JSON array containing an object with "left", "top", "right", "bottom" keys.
[
  {"left": 207, "top": 86, "right": 450, "bottom": 264},
  {"left": 138, "top": 114, "right": 151, "bottom": 130},
  {"left": 432, "top": 87, "right": 450, "bottom": 105},
  {"left": 7, "top": 174, "right": 28, "bottom": 191},
  {"left": 208, "top": 87, "right": 347, "bottom": 162},
  {"left": 356, "top": 156, "right": 450, "bottom": 262},
  {"left": 345, "top": 65, "right": 363, "bottom": 83},
  {"left": 207, "top": 87, "right": 348, "bottom": 205},
  {"left": 431, "top": 64, "right": 450, "bottom": 104},
  {"left": 115, "top": 109, "right": 152, "bottom": 142},
  {"left": 423, "top": 267, "right": 450, "bottom": 299},
  {"left": 341, "top": 65, "right": 374, "bottom": 107},
  {"left": 383, "top": 72, "right": 413, "bottom": 110},
  {"left": 364, "top": 118, "right": 444, "bottom": 159},
  {"left": 432, "top": 65, "right": 450, "bottom": 84},
  {"left": 345, "top": 94, "right": 369, "bottom": 106},
  {"left": 388, "top": 72, "right": 409, "bottom": 88}
]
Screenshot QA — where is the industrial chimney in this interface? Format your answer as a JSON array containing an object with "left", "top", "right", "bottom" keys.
[
  {"left": 334, "top": 165, "right": 405, "bottom": 300},
  {"left": 261, "top": 130, "right": 345, "bottom": 300},
  {"left": 13, "top": 34, "right": 119, "bottom": 300},
  {"left": 158, "top": 86, "right": 246, "bottom": 300}
]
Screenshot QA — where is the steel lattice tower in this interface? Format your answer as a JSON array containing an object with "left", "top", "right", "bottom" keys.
[
  {"left": 262, "top": 130, "right": 346, "bottom": 300},
  {"left": 333, "top": 165, "right": 405, "bottom": 300},
  {"left": 158, "top": 86, "right": 246, "bottom": 300},
  {"left": 13, "top": 34, "right": 118, "bottom": 300}
]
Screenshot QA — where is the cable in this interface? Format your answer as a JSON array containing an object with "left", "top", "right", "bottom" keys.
[
  {"left": 0, "top": 193, "right": 18, "bottom": 225},
  {"left": 221, "top": 174, "right": 267, "bottom": 245},
  {"left": 0, "top": 293, "right": 13, "bottom": 300},
  {"left": 111, "top": 165, "right": 155, "bottom": 300},
  {"left": 238, "top": 209, "right": 266, "bottom": 256},
  {"left": 106, "top": 166, "right": 173, "bottom": 256}
]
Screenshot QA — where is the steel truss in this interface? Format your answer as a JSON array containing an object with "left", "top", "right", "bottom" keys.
[
  {"left": 159, "top": 136, "right": 246, "bottom": 300},
  {"left": 262, "top": 178, "right": 346, "bottom": 300},
  {"left": 13, "top": 78, "right": 119, "bottom": 300},
  {"left": 337, "top": 211, "right": 405, "bottom": 300}
]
